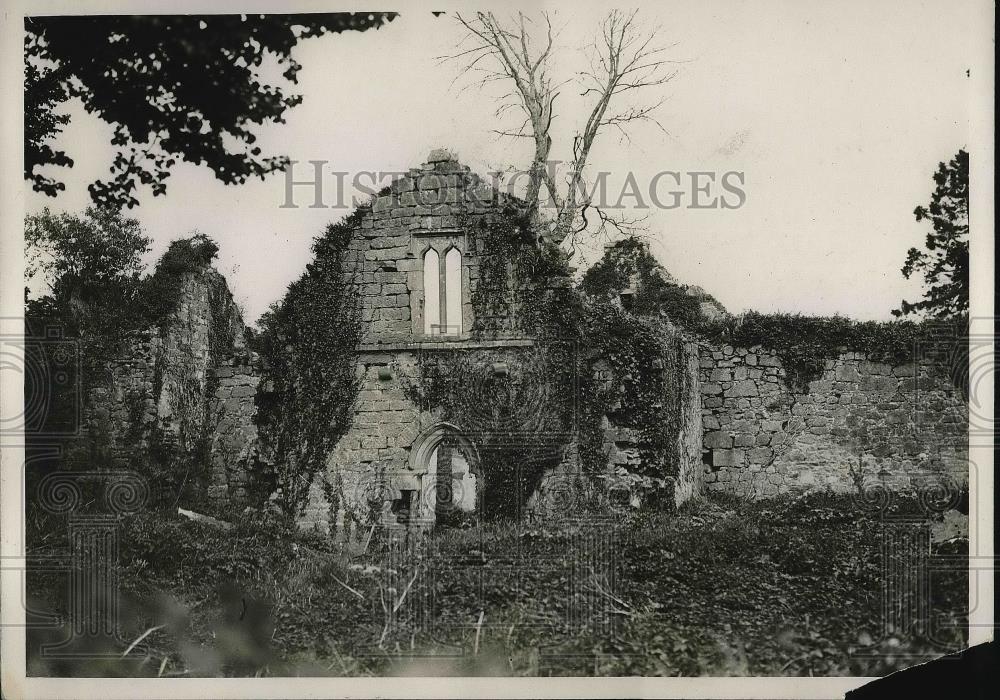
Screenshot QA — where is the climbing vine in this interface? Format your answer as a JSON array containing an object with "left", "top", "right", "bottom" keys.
[
  {"left": 583, "top": 236, "right": 966, "bottom": 393},
  {"left": 407, "top": 209, "right": 694, "bottom": 516},
  {"left": 466, "top": 203, "right": 576, "bottom": 338},
  {"left": 400, "top": 206, "right": 581, "bottom": 518},
  {"left": 253, "top": 211, "right": 364, "bottom": 523},
  {"left": 404, "top": 344, "right": 577, "bottom": 519},
  {"left": 696, "top": 312, "right": 967, "bottom": 392},
  {"left": 580, "top": 237, "right": 717, "bottom": 327},
  {"left": 139, "top": 233, "right": 221, "bottom": 327},
  {"left": 576, "top": 304, "right": 688, "bottom": 504}
]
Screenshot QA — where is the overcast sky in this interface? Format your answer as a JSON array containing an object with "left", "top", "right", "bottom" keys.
[{"left": 26, "top": 1, "right": 980, "bottom": 326}]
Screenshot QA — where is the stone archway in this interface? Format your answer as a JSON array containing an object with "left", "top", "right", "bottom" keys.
[{"left": 408, "top": 422, "right": 481, "bottom": 525}]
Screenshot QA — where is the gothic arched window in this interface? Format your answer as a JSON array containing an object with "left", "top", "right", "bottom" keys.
[
  {"left": 444, "top": 247, "right": 463, "bottom": 335},
  {"left": 422, "top": 248, "right": 440, "bottom": 335},
  {"left": 422, "top": 245, "right": 463, "bottom": 336}
]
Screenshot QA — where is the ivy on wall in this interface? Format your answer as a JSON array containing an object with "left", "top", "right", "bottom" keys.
[
  {"left": 582, "top": 236, "right": 967, "bottom": 393},
  {"left": 466, "top": 203, "right": 575, "bottom": 338},
  {"left": 140, "top": 233, "right": 222, "bottom": 327},
  {"left": 580, "top": 237, "right": 721, "bottom": 327},
  {"left": 400, "top": 206, "right": 581, "bottom": 518},
  {"left": 253, "top": 212, "right": 364, "bottom": 523},
  {"left": 696, "top": 312, "right": 967, "bottom": 392},
  {"left": 405, "top": 209, "right": 695, "bottom": 517},
  {"left": 404, "top": 345, "right": 577, "bottom": 519},
  {"left": 576, "top": 305, "right": 688, "bottom": 505}
]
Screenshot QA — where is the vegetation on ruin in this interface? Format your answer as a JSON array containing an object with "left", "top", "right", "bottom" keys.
[
  {"left": 24, "top": 213, "right": 199, "bottom": 503},
  {"left": 403, "top": 208, "right": 694, "bottom": 513},
  {"left": 140, "top": 233, "right": 222, "bottom": 325},
  {"left": 24, "top": 207, "right": 152, "bottom": 447},
  {"left": 577, "top": 307, "right": 691, "bottom": 502},
  {"left": 24, "top": 211, "right": 238, "bottom": 516},
  {"left": 578, "top": 235, "right": 967, "bottom": 393},
  {"left": 696, "top": 312, "right": 968, "bottom": 392},
  {"left": 401, "top": 206, "right": 581, "bottom": 518},
  {"left": 252, "top": 212, "right": 364, "bottom": 522},
  {"left": 579, "top": 237, "right": 714, "bottom": 327},
  {"left": 26, "top": 490, "right": 968, "bottom": 677}
]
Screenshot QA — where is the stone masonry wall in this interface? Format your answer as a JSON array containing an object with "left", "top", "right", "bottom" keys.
[
  {"left": 299, "top": 150, "right": 525, "bottom": 539},
  {"left": 300, "top": 150, "right": 705, "bottom": 539},
  {"left": 300, "top": 342, "right": 542, "bottom": 541},
  {"left": 697, "top": 343, "right": 968, "bottom": 497},
  {"left": 675, "top": 340, "right": 705, "bottom": 505},
  {"left": 84, "top": 268, "right": 259, "bottom": 507},
  {"left": 582, "top": 335, "right": 703, "bottom": 510},
  {"left": 342, "top": 149, "right": 498, "bottom": 345},
  {"left": 207, "top": 358, "right": 259, "bottom": 503}
]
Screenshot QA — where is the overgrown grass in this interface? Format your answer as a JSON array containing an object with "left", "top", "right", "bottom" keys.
[{"left": 26, "top": 492, "right": 967, "bottom": 677}]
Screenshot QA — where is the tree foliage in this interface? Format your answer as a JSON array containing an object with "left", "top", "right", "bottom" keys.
[
  {"left": 23, "top": 211, "right": 228, "bottom": 512},
  {"left": 894, "top": 149, "right": 969, "bottom": 319},
  {"left": 25, "top": 207, "right": 150, "bottom": 336},
  {"left": 24, "top": 13, "right": 396, "bottom": 208}
]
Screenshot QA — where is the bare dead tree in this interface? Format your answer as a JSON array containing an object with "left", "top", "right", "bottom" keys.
[
  {"left": 447, "top": 10, "right": 677, "bottom": 250},
  {"left": 449, "top": 12, "right": 562, "bottom": 216}
]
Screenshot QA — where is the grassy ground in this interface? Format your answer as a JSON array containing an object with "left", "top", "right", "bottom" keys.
[{"left": 26, "top": 491, "right": 968, "bottom": 677}]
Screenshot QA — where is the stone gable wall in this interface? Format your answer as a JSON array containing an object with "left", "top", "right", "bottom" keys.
[
  {"left": 301, "top": 151, "right": 706, "bottom": 539},
  {"left": 697, "top": 343, "right": 968, "bottom": 496},
  {"left": 343, "top": 149, "right": 500, "bottom": 345},
  {"left": 301, "top": 150, "right": 535, "bottom": 540}
]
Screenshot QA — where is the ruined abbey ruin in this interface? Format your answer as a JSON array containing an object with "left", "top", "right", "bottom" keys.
[{"left": 84, "top": 151, "right": 969, "bottom": 540}]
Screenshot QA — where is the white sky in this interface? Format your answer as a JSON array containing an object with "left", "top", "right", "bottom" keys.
[{"left": 25, "top": 0, "right": 982, "bottom": 326}]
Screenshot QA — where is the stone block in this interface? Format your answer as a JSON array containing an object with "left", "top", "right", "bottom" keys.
[
  {"left": 835, "top": 364, "right": 862, "bottom": 382},
  {"left": 712, "top": 449, "right": 736, "bottom": 467},
  {"left": 417, "top": 174, "right": 446, "bottom": 190},
  {"left": 393, "top": 177, "right": 414, "bottom": 193},
  {"left": 427, "top": 148, "right": 457, "bottom": 163},
  {"left": 727, "top": 380, "right": 759, "bottom": 397},
  {"left": 415, "top": 203, "right": 451, "bottom": 216},
  {"left": 704, "top": 431, "right": 733, "bottom": 449},
  {"left": 710, "top": 368, "right": 732, "bottom": 382},
  {"left": 373, "top": 195, "right": 396, "bottom": 212}
]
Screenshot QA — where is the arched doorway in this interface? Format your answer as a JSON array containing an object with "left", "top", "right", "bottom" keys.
[{"left": 408, "top": 422, "right": 481, "bottom": 526}]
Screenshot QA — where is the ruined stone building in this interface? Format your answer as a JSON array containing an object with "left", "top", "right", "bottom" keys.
[
  {"left": 297, "top": 150, "right": 703, "bottom": 538},
  {"left": 82, "top": 150, "right": 970, "bottom": 537}
]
